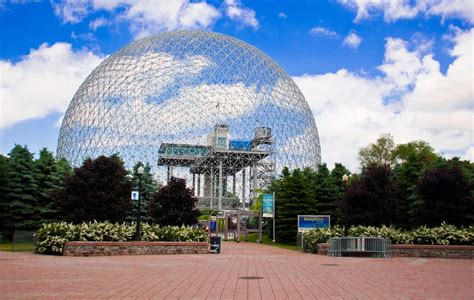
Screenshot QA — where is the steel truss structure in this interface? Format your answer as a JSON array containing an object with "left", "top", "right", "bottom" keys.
[
  {"left": 57, "top": 30, "right": 321, "bottom": 208},
  {"left": 158, "top": 124, "right": 275, "bottom": 210}
]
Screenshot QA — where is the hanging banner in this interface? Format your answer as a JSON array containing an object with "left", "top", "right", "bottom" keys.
[
  {"left": 298, "top": 215, "right": 330, "bottom": 232},
  {"left": 262, "top": 193, "right": 274, "bottom": 217}
]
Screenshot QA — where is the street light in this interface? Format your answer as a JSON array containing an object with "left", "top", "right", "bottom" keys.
[
  {"left": 342, "top": 174, "right": 349, "bottom": 237},
  {"left": 134, "top": 165, "right": 145, "bottom": 241}
]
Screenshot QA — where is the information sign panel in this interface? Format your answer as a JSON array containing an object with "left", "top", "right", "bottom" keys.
[
  {"left": 262, "top": 193, "right": 274, "bottom": 217},
  {"left": 298, "top": 215, "right": 330, "bottom": 232}
]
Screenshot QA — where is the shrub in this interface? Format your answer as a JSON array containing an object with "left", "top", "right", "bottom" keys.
[
  {"left": 34, "top": 221, "right": 208, "bottom": 255},
  {"left": 302, "top": 223, "right": 474, "bottom": 253}
]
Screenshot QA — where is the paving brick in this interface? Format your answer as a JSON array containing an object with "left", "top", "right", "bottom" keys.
[{"left": 1, "top": 242, "right": 473, "bottom": 299}]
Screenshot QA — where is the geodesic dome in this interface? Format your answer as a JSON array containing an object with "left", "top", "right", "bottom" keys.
[{"left": 57, "top": 30, "right": 320, "bottom": 181}]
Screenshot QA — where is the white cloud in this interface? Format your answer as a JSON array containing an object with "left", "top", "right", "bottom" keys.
[
  {"left": 89, "top": 17, "right": 109, "bottom": 30},
  {"left": 338, "top": 0, "right": 474, "bottom": 24},
  {"left": 278, "top": 12, "right": 287, "bottom": 19},
  {"left": 343, "top": 32, "right": 362, "bottom": 49},
  {"left": 293, "top": 28, "right": 474, "bottom": 171},
  {"left": 51, "top": 0, "right": 90, "bottom": 24},
  {"left": 309, "top": 26, "right": 338, "bottom": 38},
  {"left": 224, "top": 0, "right": 259, "bottom": 29},
  {"left": 51, "top": 0, "right": 259, "bottom": 38},
  {"left": 0, "top": 43, "right": 103, "bottom": 129}
]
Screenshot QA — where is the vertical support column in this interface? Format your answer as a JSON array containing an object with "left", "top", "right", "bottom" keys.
[
  {"left": 167, "top": 166, "right": 170, "bottom": 182},
  {"left": 233, "top": 174, "right": 236, "bottom": 195},
  {"left": 192, "top": 173, "right": 196, "bottom": 195},
  {"left": 218, "top": 161, "right": 223, "bottom": 211},
  {"left": 210, "top": 167, "right": 213, "bottom": 209},
  {"left": 259, "top": 210, "right": 263, "bottom": 244},
  {"left": 242, "top": 168, "right": 246, "bottom": 210},
  {"left": 252, "top": 163, "right": 257, "bottom": 204},
  {"left": 197, "top": 174, "right": 201, "bottom": 197},
  {"left": 237, "top": 209, "right": 240, "bottom": 243}
]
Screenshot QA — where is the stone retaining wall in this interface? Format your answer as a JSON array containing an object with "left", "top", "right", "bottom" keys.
[
  {"left": 316, "top": 243, "right": 473, "bottom": 259},
  {"left": 63, "top": 241, "right": 209, "bottom": 256}
]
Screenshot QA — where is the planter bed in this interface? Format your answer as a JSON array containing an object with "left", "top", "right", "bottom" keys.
[
  {"left": 63, "top": 241, "right": 209, "bottom": 256},
  {"left": 316, "top": 243, "right": 473, "bottom": 259}
]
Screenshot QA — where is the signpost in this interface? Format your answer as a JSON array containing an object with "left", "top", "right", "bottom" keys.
[
  {"left": 262, "top": 193, "right": 276, "bottom": 242},
  {"left": 297, "top": 215, "right": 330, "bottom": 232},
  {"left": 131, "top": 191, "right": 139, "bottom": 201}
]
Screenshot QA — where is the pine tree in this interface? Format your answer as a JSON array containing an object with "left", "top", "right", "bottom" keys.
[
  {"left": 127, "top": 162, "right": 158, "bottom": 223},
  {"left": 271, "top": 168, "right": 318, "bottom": 243},
  {"left": 6, "top": 145, "right": 39, "bottom": 231},
  {"left": 35, "top": 149, "right": 60, "bottom": 224},
  {"left": 313, "top": 164, "right": 339, "bottom": 219},
  {"left": 0, "top": 155, "right": 10, "bottom": 238}
]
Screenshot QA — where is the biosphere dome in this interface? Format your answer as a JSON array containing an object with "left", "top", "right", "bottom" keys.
[{"left": 57, "top": 30, "right": 320, "bottom": 207}]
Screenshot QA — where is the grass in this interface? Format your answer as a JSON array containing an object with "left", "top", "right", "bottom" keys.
[
  {"left": 239, "top": 233, "right": 299, "bottom": 251},
  {"left": 0, "top": 242, "right": 35, "bottom": 252}
]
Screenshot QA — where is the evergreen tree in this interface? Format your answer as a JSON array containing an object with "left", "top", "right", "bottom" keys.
[
  {"left": 35, "top": 148, "right": 72, "bottom": 224},
  {"left": 127, "top": 162, "right": 158, "bottom": 223},
  {"left": 0, "top": 155, "right": 10, "bottom": 238},
  {"left": 313, "top": 164, "right": 339, "bottom": 220},
  {"left": 149, "top": 177, "right": 199, "bottom": 226},
  {"left": 392, "top": 141, "right": 439, "bottom": 226},
  {"left": 5, "top": 145, "right": 39, "bottom": 231},
  {"left": 271, "top": 168, "right": 318, "bottom": 243},
  {"left": 52, "top": 155, "right": 131, "bottom": 223}
]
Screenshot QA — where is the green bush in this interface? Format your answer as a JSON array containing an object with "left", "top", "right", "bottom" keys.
[
  {"left": 34, "top": 221, "right": 208, "bottom": 255},
  {"left": 303, "top": 223, "right": 474, "bottom": 253}
]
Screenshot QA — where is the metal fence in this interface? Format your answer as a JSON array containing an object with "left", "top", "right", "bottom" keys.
[{"left": 328, "top": 237, "right": 391, "bottom": 258}]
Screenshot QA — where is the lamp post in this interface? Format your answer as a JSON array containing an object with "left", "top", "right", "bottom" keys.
[
  {"left": 134, "top": 165, "right": 145, "bottom": 241},
  {"left": 342, "top": 174, "right": 349, "bottom": 237}
]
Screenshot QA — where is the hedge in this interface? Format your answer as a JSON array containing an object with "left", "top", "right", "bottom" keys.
[
  {"left": 303, "top": 223, "right": 474, "bottom": 253},
  {"left": 34, "top": 221, "right": 208, "bottom": 254}
]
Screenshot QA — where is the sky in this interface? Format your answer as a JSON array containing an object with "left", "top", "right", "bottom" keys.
[{"left": 0, "top": 0, "right": 473, "bottom": 171}]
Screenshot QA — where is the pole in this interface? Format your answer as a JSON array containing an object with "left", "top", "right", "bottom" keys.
[
  {"left": 272, "top": 192, "right": 276, "bottom": 243},
  {"left": 343, "top": 181, "right": 348, "bottom": 237},
  {"left": 135, "top": 174, "right": 142, "bottom": 241}
]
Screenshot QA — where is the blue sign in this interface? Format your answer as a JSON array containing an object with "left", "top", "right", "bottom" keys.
[
  {"left": 262, "top": 193, "right": 274, "bottom": 217},
  {"left": 131, "top": 191, "right": 139, "bottom": 201},
  {"left": 298, "top": 215, "right": 330, "bottom": 232}
]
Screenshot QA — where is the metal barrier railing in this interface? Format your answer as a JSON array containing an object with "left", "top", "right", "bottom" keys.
[{"left": 328, "top": 237, "right": 391, "bottom": 258}]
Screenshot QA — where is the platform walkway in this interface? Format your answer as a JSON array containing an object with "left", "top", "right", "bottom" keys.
[{"left": 0, "top": 242, "right": 473, "bottom": 299}]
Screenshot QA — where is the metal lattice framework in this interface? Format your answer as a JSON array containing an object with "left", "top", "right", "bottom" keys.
[{"left": 57, "top": 30, "right": 321, "bottom": 209}]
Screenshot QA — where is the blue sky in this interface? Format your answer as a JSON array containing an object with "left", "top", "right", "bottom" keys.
[{"left": 0, "top": 0, "right": 472, "bottom": 170}]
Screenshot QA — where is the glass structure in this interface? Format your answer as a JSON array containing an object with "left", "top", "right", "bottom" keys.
[{"left": 57, "top": 30, "right": 321, "bottom": 209}]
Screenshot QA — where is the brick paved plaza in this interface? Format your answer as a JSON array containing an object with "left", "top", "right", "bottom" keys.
[{"left": 1, "top": 242, "right": 473, "bottom": 299}]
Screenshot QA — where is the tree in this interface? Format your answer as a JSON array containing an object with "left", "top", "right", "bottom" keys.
[
  {"left": 329, "top": 163, "right": 351, "bottom": 224},
  {"left": 313, "top": 164, "right": 339, "bottom": 220},
  {"left": 271, "top": 168, "right": 318, "bottom": 243},
  {"left": 35, "top": 148, "right": 72, "bottom": 224},
  {"left": 342, "top": 164, "right": 401, "bottom": 227},
  {"left": 53, "top": 155, "right": 131, "bottom": 223},
  {"left": 358, "top": 133, "right": 396, "bottom": 168},
  {"left": 127, "top": 162, "right": 158, "bottom": 223},
  {"left": 0, "top": 155, "right": 10, "bottom": 237},
  {"left": 415, "top": 159, "right": 473, "bottom": 227},
  {"left": 4, "top": 145, "right": 39, "bottom": 231},
  {"left": 392, "top": 141, "right": 439, "bottom": 226},
  {"left": 149, "top": 177, "right": 200, "bottom": 226}
]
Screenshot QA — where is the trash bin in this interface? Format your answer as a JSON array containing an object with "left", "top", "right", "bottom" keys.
[{"left": 210, "top": 236, "right": 221, "bottom": 254}]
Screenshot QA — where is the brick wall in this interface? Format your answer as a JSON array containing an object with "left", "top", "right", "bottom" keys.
[
  {"left": 63, "top": 241, "right": 209, "bottom": 256},
  {"left": 316, "top": 243, "right": 473, "bottom": 259}
]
